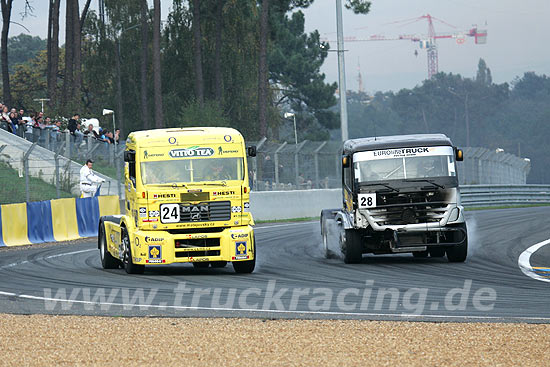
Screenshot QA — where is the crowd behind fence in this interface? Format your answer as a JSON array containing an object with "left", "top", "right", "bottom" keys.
[{"left": 0, "top": 126, "right": 121, "bottom": 204}]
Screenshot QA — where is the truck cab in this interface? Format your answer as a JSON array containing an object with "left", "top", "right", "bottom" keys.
[
  {"left": 321, "top": 134, "right": 467, "bottom": 264},
  {"left": 98, "top": 127, "right": 257, "bottom": 274}
]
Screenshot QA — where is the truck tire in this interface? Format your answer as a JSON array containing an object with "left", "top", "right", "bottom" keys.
[
  {"left": 342, "top": 229, "right": 362, "bottom": 264},
  {"left": 121, "top": 227, "right": 145, "bottom": 274},
  {"left": 447, "top": 223, "right": 468, "bottom": 263},
  {"left": 233, "top": 238, "right": 256, "bottom": 274},
  {"left": 98, "top": 220, "right": 119, "bottom": 269},
  {"left": 321, "top": 212, "right": 329, "bottom": 258}
]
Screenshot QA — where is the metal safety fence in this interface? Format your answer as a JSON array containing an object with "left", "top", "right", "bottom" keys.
[
  {"left": 0, "top": 128, "right": 121, "bottom": 204},
  {"left": 461, "top": 185, "right": 550, "bottom": 207},
  {"left": 248, "top": 140, "right": 532, "bottom": 191},
  {"left": 0, "top": 123, "right": 536, "bottom": 203}
]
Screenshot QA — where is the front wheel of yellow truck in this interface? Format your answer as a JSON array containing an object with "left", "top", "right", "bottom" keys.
[
  {"left": 122, "top": 227, "right": 145, "bottom": 275},
  {"left": 98, "top": 219, "right": 119, "bottom": 269},
  {"left": 232, "top": 236, "right": 256, "bottom": 274}
]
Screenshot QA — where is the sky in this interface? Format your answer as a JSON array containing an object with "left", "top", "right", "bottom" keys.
[{"left": 11, "top": 0, "right": 550, "bottom": 93}]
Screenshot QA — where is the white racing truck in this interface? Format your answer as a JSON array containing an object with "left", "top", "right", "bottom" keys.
[{"left": 321, "top": 134, "right": 467, "bottom": 263}]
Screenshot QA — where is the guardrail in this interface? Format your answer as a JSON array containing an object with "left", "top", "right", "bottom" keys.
[
  {"left": 250, "top": 185, "right": 550, "bottom": 220},
  {"left": 461, "top": 185, "right": 550, "bottom": 207}
]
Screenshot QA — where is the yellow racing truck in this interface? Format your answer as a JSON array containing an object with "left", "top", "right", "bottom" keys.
[{"left": 98, "top": 127, "right": 257, "bottom": 274}]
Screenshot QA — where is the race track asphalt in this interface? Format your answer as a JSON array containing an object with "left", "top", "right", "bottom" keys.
[{"left": 1, "top": 207, "right": 550, "bottom": 323}]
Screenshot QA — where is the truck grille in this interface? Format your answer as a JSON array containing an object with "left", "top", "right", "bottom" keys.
[
  {"left": 366, "top": 191, "right": 451, "bottom": 226},
  {"left": 179, "top": 201, "right": 231, "bottom": 222},
  {"left": 368, "top": 203, "right": 449, "bottom": 225}
]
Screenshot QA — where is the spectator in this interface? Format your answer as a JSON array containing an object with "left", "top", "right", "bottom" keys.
[
  {"left": 50, "top": 120, "right": 61, "bottom": 151},
  {"left": 105, "top": 130, "right": 115, "bottom": 144},
  {"left": 13, "top": 108, "right": 24, "bottom": 137},
  {"left": 262, "top": 155, "right": 275, "bottom": 189},
  {"left": 24, "top": 117, "right": 33, "bottom": 141},
  {"left": 98, "top": 129, "right": 111, "bottom": 144},
  {"left": 1, "top": 105, "right": 16, "bottom": 134},
  {"left": 67, "top": 113, "right": 84, "bottom": 145},
  {"left": 84, "top": 123, "right": 99, "bottom": 139},
  {"left": 298, "top": 172, "right": 312, "bottom": 189},
  {"left": 36, "top": 116, "right": 46, "bottom": 129},
  {"left": 114, "top": 128, "right": 121, "bottom": 144},
  {"left": 67, "top": 113, "right": 79, "bottom": 133},
  {"left": 72, "top": 121, "right": 84, "bottom": 147}
]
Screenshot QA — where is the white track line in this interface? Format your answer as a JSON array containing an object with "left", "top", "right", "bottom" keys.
[{"left": 518, "top": 239, "right": 550, "bottom": 283}]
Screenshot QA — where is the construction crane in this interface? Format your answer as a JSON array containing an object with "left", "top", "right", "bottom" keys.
[{"left": 325, "top": 14, "right": 488, "bottom": 79}]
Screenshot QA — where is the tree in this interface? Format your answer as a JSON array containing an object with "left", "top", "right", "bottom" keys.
[
  {"left": 192, "top": 0, "right": 204, "bottom": 106},
  {"left": 258, "top": 0, "right": 270, "bottom": 137},
  {"left": 0, "top": 0, "right": 13, "bottom": 106},
  {"left": 62, "top": 0, "right": 91, "bottom": 109},
  {"left": 63, "top": 0, "right": 74, "bottom": 105},
  {"left": 152, "top": 0, "right": 163, "bottom": 128},
  {"left": 213, "top": 0, "right": 225, "bottom": 102},
  {"left": 476, "top": 58, "right": 492, "bottom": 85},
  {"left": 140, "top": 0, "right": 149, "bottom": 129},
  {"left": 269, "top": 10, "right": 338, "bottom": 139},
  {"left": 74, "top": 0, "right": 93, "bottom": 94},
  {"left": 7, "top": 34, "right": 46, "bottom": 69},
  {"left": 47, "top": 0, "right": 60, "bottom": 107}
]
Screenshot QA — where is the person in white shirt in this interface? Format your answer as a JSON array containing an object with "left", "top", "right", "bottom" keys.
[{"left": 80, "top": 159, "right": 105, "bottom": 197}]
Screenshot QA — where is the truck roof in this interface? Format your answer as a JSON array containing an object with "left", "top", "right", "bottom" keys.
[
  {"left": 126, "top": 127, "right": 244, "bottom": 148},
  {"left": 343, "top": 134, "right": 453, "bottom": 154}
]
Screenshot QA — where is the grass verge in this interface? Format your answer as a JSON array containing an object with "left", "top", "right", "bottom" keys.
[{"left": 0, "top": 162, "right": 73, "bottom": 204}]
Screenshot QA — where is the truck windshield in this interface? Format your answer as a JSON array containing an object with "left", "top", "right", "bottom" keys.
[
  {"left": 141, "top": 158, "right": 244, "bottom": 185},
  {"left": 353, "top": 146, "right": 456, "bottom": 182}
]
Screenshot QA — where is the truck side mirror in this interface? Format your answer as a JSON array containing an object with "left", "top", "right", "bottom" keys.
[
  {"left": 342, "top": 155, "right": 350, "bottom": 168},
  {"left": 247, "top": 146, "right": 257, "bottom": 157},
  {"left": 455, "top": 148, "right": 464, "bottom": 161},
  {"left": 124, "top": 150, "right": 135, "bottom": 162}
]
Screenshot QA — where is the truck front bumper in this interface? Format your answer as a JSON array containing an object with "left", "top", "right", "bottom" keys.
[{"left": 129, "top": 226, "right": 255, "bottom": 265}]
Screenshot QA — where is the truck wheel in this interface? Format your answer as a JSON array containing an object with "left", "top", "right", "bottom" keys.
[
  {"left": 321, "top": 215, "right": 330, "bottom": 259},
  {"left": 321, "top": 209, "right": 337, "bottom": 259},
  {"left": 99, "top": 220, "right": 119, "bottom": 269},
  {"left": 233, "top": 239, "right": 256, "bottom": 274},
  {"left": 429, "top": 248, "right": 446, "bottom": 257},
  {"left": 342, "top": 229, "right": 362, "bottom": 264},
  {"left": 447, "top": 224, "right": 468, "bottom": 263},
  {"left": 122, "top": 227, "right": 145, "bottom": 274},
  {"left": 211, "top": 261, "right": 227, "bottom": 268}
]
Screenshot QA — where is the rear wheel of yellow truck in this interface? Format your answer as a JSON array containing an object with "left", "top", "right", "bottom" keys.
[
  {"left": 232, "top": 236, "right": 256, "bottom": 274},
  {"left": 122, "top": 227, "right": 145, "bottom": 274}
]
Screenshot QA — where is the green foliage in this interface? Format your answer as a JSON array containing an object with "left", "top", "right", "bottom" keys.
[
  {"left": 5, "top": 34, "right": 46, "bottom": 72},
  {"left": 176, "top": 99, "right": 231, "bottom": 128},
  {"left": 345, "top": 0, "right": 371, "bottom": 14},
  {"left": 10, "top": 50, "right": 48, "bottom": 112},
  {"left": 269, "top": 9, "right": 337, "bottom": 140}
]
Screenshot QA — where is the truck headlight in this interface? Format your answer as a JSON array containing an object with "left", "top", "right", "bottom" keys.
[{"left": 448, "top": 207, "right": 460, "bottom": 222}]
